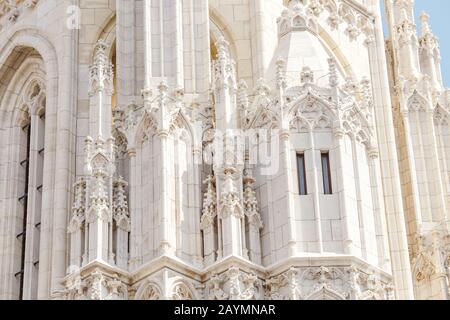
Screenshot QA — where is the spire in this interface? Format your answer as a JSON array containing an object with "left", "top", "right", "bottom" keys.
[
  {"left": 211, "top": 36, "right": 238, "bottom": 130},
  {"left": 389, "top": 0, "right": 420, "bottom": 78},
  {"left": 419, "top": 11, "right": 439, "bottom": 51},
  {"left": 89, "top": 39, "right": 114, "bottom": 96},
  {"left": 212, "top": 37, "right": 237, "bottom": 93},
  {"left": 418, "top": 11, "right": 443, "bottom": 88},
  {"left": 419, "top": 11, "right": 432, "bottom": 37}
]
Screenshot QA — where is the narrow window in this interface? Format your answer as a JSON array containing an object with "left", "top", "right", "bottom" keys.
[
  {"left": 297, "top": 153, "right": 307, "bottom": 195},
  {"left": 16, "top": 122, "right": 31, "bottom": 300},
  {"left": 321, "top": 152, "right": 332, "bottom": 195}
]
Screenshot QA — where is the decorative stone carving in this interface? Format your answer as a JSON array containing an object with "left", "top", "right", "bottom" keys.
[
  {"left": 201, "top": 175, "right": 217, "bottom": 230},
  {"left": 265, "top": 265, "right": 393, "bottom": 300},
  {"left": 212, "top": 37, "right": 237, "bottom": 94},
  {"left": 89, "top": 40, "right": 114, "bottom": 97},
  {"left": 65, "top": 269, "right": 129, "bottom": 300},
  {"left": 218, "top": 168, "right": 244, "bottom": 220},
  {"left": 113, "top": 177, "right": 130, "bottom": 231},
  {"left": 0, "top": 0, "right": 39, "bottom": 26},
  {"left": 277, "top": 0, "right": 374, "bottom": 43},
  {"left": 172, "top": 283, "right": 194, "bottom": 300},
  {"left": 68, "top": 178, "right": 86, "bottom": 234},
  {"left": 141, "top": 284, "right": 162, "bottom": 300},
  {"left": 206, "top": 267, "right": 261, "bottom": 300}
]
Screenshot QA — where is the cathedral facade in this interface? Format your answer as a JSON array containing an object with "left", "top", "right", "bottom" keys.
[{"left": 0, "top": 0, "right": 449, "bottom": 300}]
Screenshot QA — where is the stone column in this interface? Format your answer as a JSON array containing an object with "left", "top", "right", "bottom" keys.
[
  {"left": 334, "top": 128, "right": 354, "bottom": 255},
  {"left": 192, "top": 146, "right": 204, "bottom": 268},
  {"left": 425, "top": 107, "right": 447, "bottom": 222},
  {"left": 74, "top": 40, "right": 115, "bottom": 266},
  {"left": 367, "top": 147, "right": 391, "bottom": 270},
  {"left": 401, "top": 109, "right": 423, "bottom": 226},
  {"left": 276, "top": 59, "right": 297, "bottom": 257},
  {"left": 368, "top": 0, "right": 414, "bottom": 299},
  {"left": 128, "top": 148, "right": 141, "bottom": 270},
  {"left": 243, "top": 173, "right": 263, "bottom": 264},
  {"left": 211, "top": 38, "right": 246, "bottom": 260}
]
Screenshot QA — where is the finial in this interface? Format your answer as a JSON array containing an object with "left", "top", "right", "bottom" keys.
[
  {"left": 93, "top": 39, "right": 108, "bottom": 64},
  {"left": 157, "top": 81, "right": 169, "bottom": 95},
  {"left": 420, "top": 11, "right": 431, "bottom": 36},
  {"left": 300, "top": 66, "right": 314, "bottom": 84}
]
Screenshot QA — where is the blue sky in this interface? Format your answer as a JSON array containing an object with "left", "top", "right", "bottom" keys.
[{"left": 381, "top": 0, "right": 450, "bottom": 86}]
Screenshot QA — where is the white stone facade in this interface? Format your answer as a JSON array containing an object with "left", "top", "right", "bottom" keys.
[{"left": 0, "top": 0, "right": 449, "bottom": 300}]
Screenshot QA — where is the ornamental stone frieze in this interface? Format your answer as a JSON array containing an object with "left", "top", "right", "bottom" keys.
[
  {"left": 240, "top": 56, "right": 376, "bottom": 149},
  {"left": 64, "top": 267, "right": 129, "bottom": 300},
  {"left": 410, "top": 229, "right": 450, "bottom": 298},
  {"left": 205, "top": 266, "right": 264, "bottom": 300},
  {"left": 278, "top": 0, "right": 375, "bottom": 43},
  {"left": 265, "top": 265, "right": 394, "bottom": 300}
]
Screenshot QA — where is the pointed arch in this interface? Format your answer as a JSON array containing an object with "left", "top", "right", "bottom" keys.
[
  {"left": 169, "top": 278, "right": 198, "bottom": 300},
  {"left": 134, "top": 110, "right": 159, "bottom": 146},
  {"left": 305, "top": 287, "right": 346, "bottom": 300},
  {"left": 0, "top": 50, "right": 48, "bottom": 301},
  {"left": 341, "top": 103, "right": 373, "bottom": 146},
  {"left": 434, "top": 104, "right": 450, "bottom": 126},
  {"left": 169, "top": 109, "right": 197, "bottom": 147},
  {"left": 247, "top": 99, "right": 281, "bottom": 130},
  {"left": 0, "top": 27, "right": 59, "bottom": 300},
  {"left": 95, "top": 13, "right": 116, "bottom": 59},
  {"left": 209, "top": 9, "right": 238, "bottom": 62},
  {"left": 287, "top": 91, "right": 336, "bottom": 130},
  {"left": 135, "top": 281, "right": 163, "bottom": 300},
  {"left": 407, "top": 91, "right": 429, "bottom": 112}
]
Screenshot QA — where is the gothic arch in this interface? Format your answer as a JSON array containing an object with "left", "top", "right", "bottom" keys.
[
  {"left": 135, "top": 281, "right": 163, "bottom": 300},
  {"left": 315, "top": 14, "right": 356, "bottom": 78},
  {"left": 169, "top": 279, "right": 197, "bottom": 300},
  {"left": 133, "top": 111, "right": 159, "bottom": 146},
  {"left": 287, "top": 91, "right": 336, "bottom": 131},
  {"left": 209, "top": 9, "right": 238, "bottom": 62},
  {"left": 0, "top": 55, "right": 45, "bottom": 126},
  {"left": 305, "top": 287, "right": 346, "bottom": 300},
  {"left": 407, "top": 91, "right": 429, "bottom": 112},
  {"left": 170, "top": 110, "right": 197, "bottom": 147},
  {"left": 0, "top": 28, "right": 58, "bottom": 143},
  {"left": 249, "top": 106, "right": 281, "bottom": 130},
  {"left": 341, "top": 104, "right": 373, "bottom": 146},
  {"left": 96, "top": 13, "right": 116, "bottom": 59},
  {"left": 0, "top": 44, "right": 50, "bottom": 300},
  {"left": 0, "top": 27, "right": 59, "bottom": 300},
  {"left": 434, "top": 104, "right": 450, "bottom": 126}
]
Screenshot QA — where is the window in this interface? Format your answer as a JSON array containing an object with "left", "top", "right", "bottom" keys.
[
  {"left": 16, "top": 122, "right": 31, "bottom": 300},
  {"left": 321, "top": 152, "right": 332, "bottom": 195},
  {"left": 13, "top": 83, "right": 46, "bottom": 300},
  {"left": 297, "top": 153, "right": 307, "bottom": 195}
]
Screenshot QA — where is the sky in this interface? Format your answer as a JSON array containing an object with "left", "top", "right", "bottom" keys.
[{"left": 381, "top": 0, "right": 450, "bottom": 86}]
